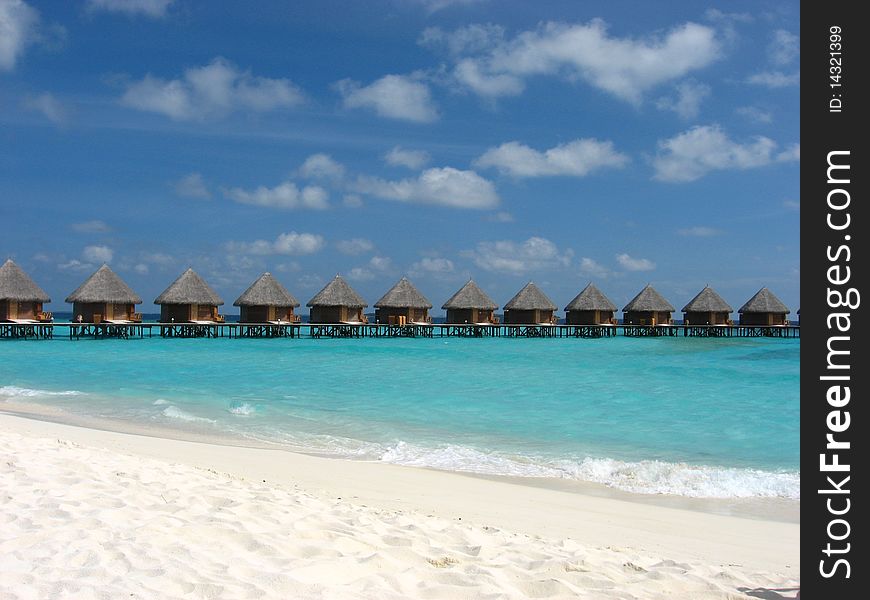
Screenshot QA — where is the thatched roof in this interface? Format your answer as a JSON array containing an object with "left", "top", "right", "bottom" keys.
[
  {"left": 565, "top": 283, "right": 617, "bottom": 312},
  {"left": 234, "top": 273, "right": 299, "bottom": 307},
  {"left": 306, "top": 275, "right": 367, "bottom": 308},
  {"left": 0, "top": 259, "right": 50, "bottom": 302},
  {"left": 374, "top": 277, "right": 432, "bottom": 309},
  {"left": 681, "top": 286, "right": 732, "bottom": 313},
  {"left": 154, "top": 268, "right": 224, "bottom": 305},
  {"left": 65, "top": 264, "right": 142, "bottom": 304},
  {"left": 504, "top": 282, "right": 557, "bottom": 311},
  {"left": 623, "top": 284, "right": 675, "bottom": 312},
  {"left": 441, "top": 280, "right": 498, "bottom": 310},
  {"left": 738, "top": 287, "right": 790, "bottom": 314}
]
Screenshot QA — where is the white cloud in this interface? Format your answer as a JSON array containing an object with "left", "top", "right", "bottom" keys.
[
  {"left": 86, "top": 0, "right": 173, "bottom": 17},
  {"left": 616, "top": 253, "right": 655, "bottom": 271},
  {"left": 133, "top": 263, "right": 149, "bottom": 274},
  {"left": 71, "top": 220, "right": 111, "bottom": 233},
  {"left": 299, "top": 153, "right": 345, "bottom": 180},
  {"left": 348, "top": 256, "right": 393, "bottom": 282},
  {"left": 475, "top": 139, "right": 628, "bottom": 178},
  {"left": 466, "top": 236, "right": 571, "bottom": 274},
  {"left": 655, "top": 81, "right": 710, "bottom": 120},
  {"left": 410, "top": 257, "right": 455, "bottom": 275},
  {"left": 776, "top": 143, "right": 800, "bottom": 162},
  {"left": 228, "top": 232, "right": 325, "bottom": 256},
  {"left": 336, "top": 74, "right": 438, "bottom": 122},
  {"left": 83, "top": 245, "right": 114, "bottom": 264},
  {"left": 58, "top": 259, "right": 92, "bottom": 272},
  {"left": 342, "top": 194, "right": 363, "bottom": 208},
  {"left": 487, "top": 211, "right": 514, "bottom": 223},
  {"left": 428, "top": 20, "right": 720, "bottom": 103},
  {"left": 769, "top": 30, "right": 799, "bottom": 66},
  {"left": 410, "top": 0, "right": 487, "bottom": 13},
  {"left": 384, "top": 146, "right": 430, "bottom": 170},
  {"left": 652, "top": 125, "right": 799, "bottom": 182},
  {"left": 121, "top": 57, "right": 304, "bottom": 121},
  {"left": 21, "top": 92, "right": 67, "bottom": 124},
  {"left": 746, "top": 70, "right": 799, "bottom": 88},
  {"left": 223, "top": 181, "right": 329, "bottom": 210},
  {"left": 141, "top": 252, "right": 174, "bottom": 266},
  {"left": 355, "top": 167, "right": 498, "bottom": 209},
  {"left": 578, "top": 257, "right": 612, "bottom": 278},
  {"left": 678, "top": 226, "right": 720, "bottom": 237},
  {"left": 336, "top": 238, "right": 374, "bottom": 255},
  {"left": 174, "top": 172, "right": 211, "bottom": 199},
  {"left": 783, "top": 199, "right": 800, "bottom": 211},
  {"left": 736, "top": 106, "right": 772, "bottom": 124},
  {"left": 0, "top": 0, "right": 39, "bottom": 71}
]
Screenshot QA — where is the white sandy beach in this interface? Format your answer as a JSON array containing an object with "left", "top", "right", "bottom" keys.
[{"left": 0, "top": 412, "right": 799, "bottom": 599}]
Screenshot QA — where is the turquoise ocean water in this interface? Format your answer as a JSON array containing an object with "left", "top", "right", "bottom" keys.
[{"left": 0, "top": 335, "right": 799, "bottom": 499}]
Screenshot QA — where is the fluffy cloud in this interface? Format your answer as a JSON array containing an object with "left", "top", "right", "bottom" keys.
[
  {"left": 121, "top": 57, "right": 304, "bottom": 120},
  {"left": 342, "top": 194, "right": 363, "bottom": 208},
  {"left": 71, "top": 220, "right": 111, "bottom": 233},
  {"left": 425, "top": 20, "right": 720, "bottom": 103},
  {"left": 736, "top": 106, "right": 773, "bottom": 124},
  {"left": 652, "top": 125, "right": 799, "bottom": 182},
  {"left": 348, "top": 256, "right": 393, "bottom": 282},
  {"left": 655, "top": 81, "right": 711, "bottom": 120},
  {"left": 83, "top": 245, "right": 114, "bottom": 264},
  {"left": 410, "top": 257, "right": 455, "bottom": 276},
  {"left": 227, "top": 232, "right": 325, "bottom": 256},
  {"left": 299, "top": 153, "right": 345, "bottom": 180},
  {"left": 174, "top": 172, "right": 211, "bottom": 199},
  {"left": 21, "top": 92, "right": 67, "bottom": 124},
  {"left": 86, "top": 0, "right": 173, "bottom": 17},
  {"left": 223, "top": 182, "right": 328, "bottom": 210},
  {"left": 769, "top": 30, "right": 799, "bottom": 66},
  {"left": 616, "top": 253, "right": 655, "bottom": 271},
  {"left": 578, "top": 257, "right": 611, "bottom": 278},
  {"left": 336, "top": 238, "right": 374, "bottom": 255},
  {"left": 336, "top": 74, "right": 438, "bottom": 122},
  {"left": 0, "top": 0, "right": 39, "bottom": 71},
  {"left": 678, "top": 226, "right": 720, "bottom": 237},
  {"left": 475, "top": 139, "right": 628, "bottom": 178},
  {"left": 384, "top": 146, "right": 430, "bottom": 170},
  {"left": 465, "top": 237, "right": 571, "bottom": 274},
  {"left": 355, "top": 167, "right": 498, "bottom": 209},
  {"left": 746, "top": 70, "right": 799, "bottom": 88}
]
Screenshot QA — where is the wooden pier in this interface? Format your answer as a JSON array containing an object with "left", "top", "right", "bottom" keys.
[{"left": 0, "top": 322, "right": 799, "bottom": 340}]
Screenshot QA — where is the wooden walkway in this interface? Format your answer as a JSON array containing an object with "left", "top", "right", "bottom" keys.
[{"left": 1, "top": 322, "right": 799, "bottom": 340}]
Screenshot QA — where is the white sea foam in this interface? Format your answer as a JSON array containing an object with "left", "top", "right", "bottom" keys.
[
  {"left": 161, "top": 406, "right": 216, "bottom": 424},
  {"left": 228, "top": 403, "right": 255, "bottom": 416},
  {"left": 152, "top": 399, "right": 169, "bottom": 406},
  {"left": 375, "top": 441, "right": 800, "bottom": 499},
  {"left": 0, "top": 386, "right": 84, "bottom": 399}
]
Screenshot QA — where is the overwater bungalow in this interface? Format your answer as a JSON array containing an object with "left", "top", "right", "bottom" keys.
[
  {"left": 374, "top": 277, "right": 432, "bottom": 324},
  {"left": 681, "top": 286, "right": 733, "bottom": 325},
  {"left": 234, "top": 273, "right": 300, "bottom": 323},
  {"left": 738, "top": 287, "right": 790, "bottom": 326},
  {"left": 564, "top": 283, "right": 617, "bottom": 325},
  {"left": 503, "top": 282, "right": 557, "bottom": 325},
  {"left": 622, "top": 284, "right": 675, "bottom": 325},
  {"left": 307, "top": 275, "right": 368, "bottom": 323},
  {"left": 66, "top": 265, "right": 142, "bottom": 323},
  {"left": 0, "top": 259, "right": 52, "bottom": 322},
  {"left": 155, "top": 268, "right": 224, "bottom": 323},
  {"left": 442, "top": 280, "right": 499, "bottom": 324}
]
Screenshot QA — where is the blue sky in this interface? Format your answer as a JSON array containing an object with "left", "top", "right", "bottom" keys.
[{"left": 1, "top": 0, "right": 800, "bottom": 315}]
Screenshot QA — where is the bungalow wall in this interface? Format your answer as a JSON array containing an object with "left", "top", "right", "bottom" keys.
[
  {"left": 740, "top": 312, "right": 789, "bottom": 326},
  {"left": 160, "top": 303, "right": 221, "bottom": 322},
  {"left": 503, "top": 309, "right": 555, "bottom": 324},
  {"left": 1, "top": 300, "right": 43, "bottom": 321},
  {"left": 566, "top": 309, "right": 614, "bottom": 325},
  {"left": 309, "top": 305, "right": 364, "bottom": 323},
  {"left": 445, "top": 308, "right": 495, "bottom": 324},
  {"left": 73, "top": 302, "right": 136, "bottom": 322},
  {"left": 375, "top": 307, "right": 429, "bottom": 323},
  {"left": 623, "top": 310, "right": 672, "bottom": 325},
  {"left": 683, "top": 311, "right": 731, "bottom": 325},
  {"left": 239, "top": 305, "right": 296, "bottom": 322}
]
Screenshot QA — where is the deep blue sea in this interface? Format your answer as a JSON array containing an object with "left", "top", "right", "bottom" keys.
[{"left": 0, "top": 334, "right": 799, "bottom": 499}]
